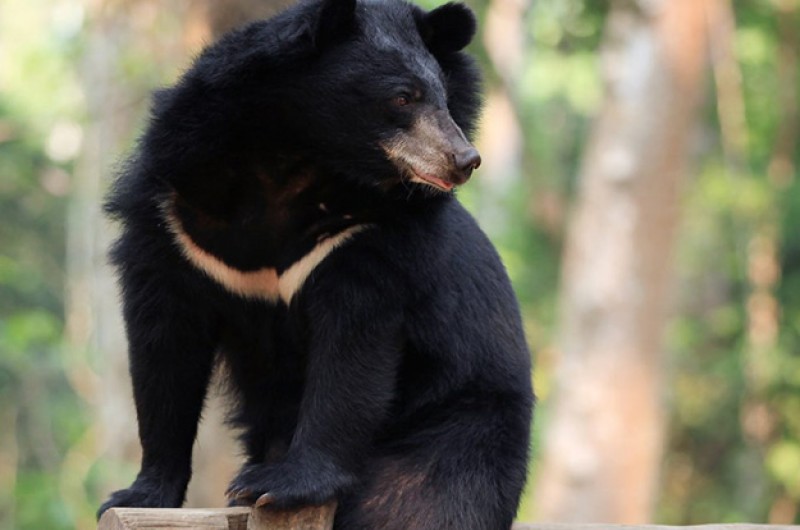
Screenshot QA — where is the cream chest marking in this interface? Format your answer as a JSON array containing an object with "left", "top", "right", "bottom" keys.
[{"left": 166, "top": 213, "right": 367, "bottom": 304}]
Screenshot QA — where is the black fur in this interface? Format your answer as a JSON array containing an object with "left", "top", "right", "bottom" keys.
[{"left": 99, "top": 0, "right": 533, "bottom": 528}]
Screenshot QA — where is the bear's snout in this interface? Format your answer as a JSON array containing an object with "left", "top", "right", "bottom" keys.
[
  {"left": 451, "top": 147, "right": 481, "bottom": 184},
  {"left": 381, "top": 110, "right": 482, "bottom": 191}
]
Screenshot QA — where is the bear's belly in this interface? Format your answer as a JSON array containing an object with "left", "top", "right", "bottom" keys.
[{"left": 168, "top": 215, "right": 368, "bottom": 303}]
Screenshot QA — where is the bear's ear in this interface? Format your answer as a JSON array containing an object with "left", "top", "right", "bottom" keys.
[
  {"left": 421, "top": 2, "right": 476, "bottom": 54},
  {"left": 314, "top": 0, "right": 357, "bottom": 48}
]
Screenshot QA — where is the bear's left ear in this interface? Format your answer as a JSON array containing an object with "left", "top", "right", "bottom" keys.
[
  {"left": 314, "top": 0, "right": 357, "bottom": 48},
  {"left": 421, "top": 2, "right": 477, "bottom": 54}
]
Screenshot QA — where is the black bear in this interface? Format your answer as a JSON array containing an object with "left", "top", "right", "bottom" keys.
[{"left": 99, "top": 0, "right": 533, "bottom": 528}]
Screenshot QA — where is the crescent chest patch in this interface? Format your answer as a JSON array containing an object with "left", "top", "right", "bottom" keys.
[{"left": 167, "top": 213, "right": 367, "bottom": 304}]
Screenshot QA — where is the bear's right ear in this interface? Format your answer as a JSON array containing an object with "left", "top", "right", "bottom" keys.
[{"left": 313, "top": 0, "right": 357, "bottom": 48}]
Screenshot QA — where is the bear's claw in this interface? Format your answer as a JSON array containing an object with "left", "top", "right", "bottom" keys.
[{"left": 255, "top": 493, "right": 274, "bottom": 508}]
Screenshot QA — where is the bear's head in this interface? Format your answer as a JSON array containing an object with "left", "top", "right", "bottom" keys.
[
  {"left": 308, "top": 0, "right": 481, "bottom": 193},
  {"left": 235, "top": 0, "right": 483, "bottom": 195}
]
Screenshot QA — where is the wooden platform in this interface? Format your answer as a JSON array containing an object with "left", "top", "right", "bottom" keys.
[{"left": 98, "top": 507, "right": 800, "bottom": 530}]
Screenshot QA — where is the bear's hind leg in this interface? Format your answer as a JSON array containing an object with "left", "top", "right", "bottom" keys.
[{"left": 334, "top": 402, "right": 530, "bottom": 530}]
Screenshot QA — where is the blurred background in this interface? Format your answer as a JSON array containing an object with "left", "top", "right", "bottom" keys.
[{"left": 1, "top": 0, "right": 799, "bottom": 528}]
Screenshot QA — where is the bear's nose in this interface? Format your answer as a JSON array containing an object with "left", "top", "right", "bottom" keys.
[{"left": 453, "top": 148, "right": 482, "bottom": 179}]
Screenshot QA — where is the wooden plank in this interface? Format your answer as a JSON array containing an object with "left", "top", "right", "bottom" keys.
[
  {"left": 98, "top": 508, "right": 249, "bottom": 530},
  {"left": 97, "top": 504, "right": 337, "bottom": 530},
  {"left": 98, "top": 508, "right": 800, "bottom": 530}
]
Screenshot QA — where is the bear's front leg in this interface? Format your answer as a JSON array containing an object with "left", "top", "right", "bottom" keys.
[
  {"left": 98, "top": 260, "right": 220, "bottom": 518},
  {"left": 227, "top": 257, "right": 404, "bottom": 508}
]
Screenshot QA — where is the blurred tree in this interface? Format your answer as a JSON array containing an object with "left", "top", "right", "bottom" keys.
[
  {"left": 0, "top": 105, "right": 73, "bottom": 530},
  {"left": 188, "top": 0, "right": 295, "bottom": 39},
  {"left": 68, "top": 4, "right": 181, "bottom": 528},
  {"left": 767, "top": 4, "right": 800, "bottom": 522},
  {"left": 534, "top": 0, "right": 711, "bottom": 522},
  {"left": 659, "top": 0, "right": 799, "bottom": 524},
  {"left": 0, "top": 2, "right": 85, "bottom": 528}
]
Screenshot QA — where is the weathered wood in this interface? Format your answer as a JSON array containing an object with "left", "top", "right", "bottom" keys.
[
  {"left": 247, "top": 502, "right": 336, "bottom": 530},
  {"left": 98, "top": 508, "right": 800, "bottom": 530},
  {"left": 98, "top": 507, "right": 250, "bottom": 530},
  {"left": 97, "top": 504, "right": 337, "bottom": 530}
]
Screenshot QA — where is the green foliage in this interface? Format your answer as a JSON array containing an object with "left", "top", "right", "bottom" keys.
[
  {"left": 0, "top": 1, "right": 88, "bottom": 528},
  {"left": 656, "top": 0, "right": 800, "bottom": 520},
  {"left": 0, "top": 105, "right": 89, "bottom": 529}
]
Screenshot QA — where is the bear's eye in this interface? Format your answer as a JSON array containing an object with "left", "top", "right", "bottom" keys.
[
  {"left": 393, "top": 95, "right": 411, "bottom": 107},
  {"left": 391, "top": 89, "right": 422, "bottom": 108}
]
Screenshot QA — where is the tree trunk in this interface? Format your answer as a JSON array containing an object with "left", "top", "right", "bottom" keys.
[
  {"left": 66, "top": 6, "right": 152, "bottom": 527},
  {"left": 534, "top": 0, "right": 710, "bottom": 522},
  {"left": 184, "top": 0, "right": 296, "bottom": 51},
  {"left": 478, "top": 0, "right": 529, "bottom": 199}
]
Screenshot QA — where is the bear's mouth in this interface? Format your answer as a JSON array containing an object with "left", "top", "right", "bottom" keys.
[{"left": 408, "top": 170, "right": 455, "bottom": 192}]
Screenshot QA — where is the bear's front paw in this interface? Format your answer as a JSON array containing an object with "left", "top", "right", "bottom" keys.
[
  {"left": 97, "top": 473, "right": 187, "bottom": 520},
  {"left": 226, "top": 456, "right": 355, "bottom": 509}
]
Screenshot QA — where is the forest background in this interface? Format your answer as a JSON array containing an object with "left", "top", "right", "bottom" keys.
[{"left": 1, "top": 0, "right": 799, "bottom": 528}]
